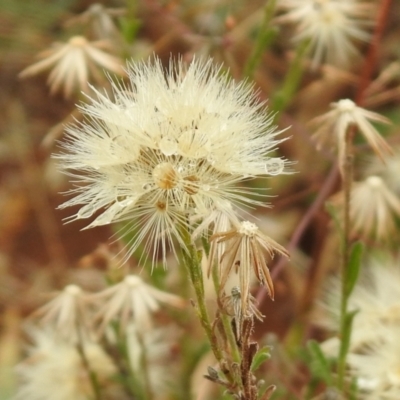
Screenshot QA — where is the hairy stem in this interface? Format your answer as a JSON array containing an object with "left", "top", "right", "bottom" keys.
[
  {"left": 180, "top": 228, "right": 223, "bottom": 363},
  {"left": 256, "top": 163, "right": 339, "bottom": 304}
]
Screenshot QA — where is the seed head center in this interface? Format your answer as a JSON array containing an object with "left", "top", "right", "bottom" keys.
[
  {"left": 239, "top": 221, "right": 258, "bottom": 237},
  {"left": 152, "top": 162, "right": 179, "bottom": 190}
]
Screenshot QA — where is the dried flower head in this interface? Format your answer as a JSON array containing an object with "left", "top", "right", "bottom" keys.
[
  {"left": 15, "top": 328, "right": 117, "bottom": 400},
  {"left": 56, "top": 56, "right": 288, "bottom": 267},
  {"left": 332, "top": 176, "right": 400, "bottom": 241},
  {"left": 19, "top": 36, "right": 125, "bottom": 98},
  {"left": 310, "top": 99, "right": 392, "bottom": 168},
  {"left": 210, "top": 220, "right": 289, "bottom": 312},
  {"left": 90, "top": 275, "right": 185, "bottom": 334},
  {"left": 277, "top": 0, "right": 372, "bottom": 68},
  {"left": 31, "top": 284, "right": 91, "bottom": 342},
  {"left": 220, "top": 286, "right": 264, "bottom": 338}
]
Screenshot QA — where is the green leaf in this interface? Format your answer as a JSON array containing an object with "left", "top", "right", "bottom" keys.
[
  {"left": 250, "top": 346, "right": 272, "bottom": 371},
  {"left": 307, "top": 340, "right": 333, "bottom": 385},
  {"left": 345, "top": 242, "right": 363, "bottom": 298}
]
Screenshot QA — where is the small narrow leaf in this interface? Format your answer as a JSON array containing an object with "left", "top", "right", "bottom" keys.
[
  {"left": 250, "top": 346, "right": 272, "bottom": 371},
  {"left": 307, "top": 339, "right": 333, "bottom": 385},
  {"left": 201, "top": 236, "right": 210, "bottom": 256},
  {"left": 260, "top": 384, "right": 276, "bottom": 400}
]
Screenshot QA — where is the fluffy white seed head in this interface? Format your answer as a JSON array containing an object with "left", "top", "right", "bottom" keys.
[
  {"left": 320, "top": 259, "right": 400, "bottom": 398},
  {"left": 56, "top": 56, "right": 289, "bottom": 267}
]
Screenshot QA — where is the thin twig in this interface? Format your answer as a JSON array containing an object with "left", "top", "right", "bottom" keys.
[
  {"left": 355, "top": 0, "right": 393, "bottom": 105},
  {"left": 256, "top": 163, "right": 339, "bottom": 304}
]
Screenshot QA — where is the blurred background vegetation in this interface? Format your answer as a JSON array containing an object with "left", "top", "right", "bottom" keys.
[{"left": 1, "top": 0, "right": 400, "bottom": 399}]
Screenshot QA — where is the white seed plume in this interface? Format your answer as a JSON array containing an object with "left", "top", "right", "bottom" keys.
[
  {"left": 350, "top": 176, "right": 400, "bottom": 241},
  {"left": 30, "top": 284, "right": 92, "bottom": 343},
  {"left": 310, "top": 98, "right": 391, "bottom": 171},
  {"left": 56, "top": 56, "right": 288, "bottom": 267},
  {"left": 366, "top": 146, "right": 400, "bottom": 195},
  {"left": 89, "top": 274, "right": 185, "bottom": 334},
  {"left": 19, "top": 36, "right": 125, "bottom": 98},
  {"left": 277, "top": 0, "right": 373, "bottom": 68},
  {"left": 330, "top": 175, "right": 400, "bottom": 242}
]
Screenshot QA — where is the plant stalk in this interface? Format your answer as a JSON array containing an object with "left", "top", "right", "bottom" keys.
[
  {"left": 180, "top": 228, "right": 223, "bottom": 364},
  {"left": 244, "top": 0, "right": 278, "bottom": 78},
  {"left": 337, "top": 129, "right": 354, "bottom": 389},
  {"left": 271, "top": 38, "right": 309, "bottom": 121}
]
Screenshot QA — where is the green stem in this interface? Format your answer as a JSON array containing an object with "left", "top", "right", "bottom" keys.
[
  {"left": 137, "top": 332, "right": 153, "bottom": 400},
  {"left": 243, "top": 0, "right": 278, "bottom": 78},
  {"left": 271, "top": 38, "right": 310, "bottom": 121},
  {"left": 113, "top": 326, "right": 143, "bottom": 399},
  {"left": 75, "top": 324, "right": 102, "bottom": 400},
  {"left": 180, "top": 228, "right": 224, "bottom": 363},
  {"left": 337, "top": 130, "right": 354, "bottom": 389}
]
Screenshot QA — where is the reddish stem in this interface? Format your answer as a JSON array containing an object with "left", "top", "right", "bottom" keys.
[
  {"left": 355, "top": 0, "right": 393, "bottom": 106},
  {"left": 256, "top": 164, "right": 339, "bottom": 304}
]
